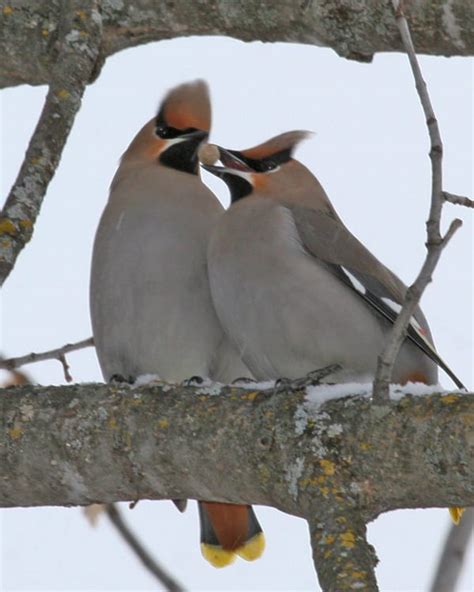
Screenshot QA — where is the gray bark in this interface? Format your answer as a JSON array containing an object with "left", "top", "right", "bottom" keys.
[
  {"left": 2, "top": 382, "right": 473, "bottom": 590},
  {"left": 1, "top": 0, "right": 473, "bottom": 90}
]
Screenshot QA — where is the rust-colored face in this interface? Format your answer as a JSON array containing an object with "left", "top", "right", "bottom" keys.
[{"left": 122, "top": 80, "right": 211, "bottom": 175}]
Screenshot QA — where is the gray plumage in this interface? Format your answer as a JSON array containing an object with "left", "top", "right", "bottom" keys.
[
  {"left": 90, "top": 83, "right": 249, "bottom": 384},
  {"left": 206, "top": 133, "right": 463, "bottom": 387}
]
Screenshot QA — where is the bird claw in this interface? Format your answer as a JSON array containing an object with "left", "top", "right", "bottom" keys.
[
  {"left": 273, "top": 364, "right": 342, "bottom": 393},
  {"left": 231, "top": 376, "right": 257, "bottom": 385},
  {"left": 182, "top": 375, "right": 204, "bottom": 386},
  {"left": 110, "top": 373, "right": 135, "bottom": 384}
]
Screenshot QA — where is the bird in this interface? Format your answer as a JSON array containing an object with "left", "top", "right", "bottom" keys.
[
  {"left": 89, "top": 80, "right": 264, "bottom": 567},
  {"left": 203, "top": 131, "right": 465, "bottom": 524}
]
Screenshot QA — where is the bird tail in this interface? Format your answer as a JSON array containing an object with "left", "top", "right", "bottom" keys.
[
  {"left": 449, "top": 507, "right": 464, "bottom": 525},
  {"left": 198, "top": 501, "right": 265, "bottom": 568}
]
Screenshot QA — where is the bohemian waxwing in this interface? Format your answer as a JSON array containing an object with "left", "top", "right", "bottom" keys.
[
  {"left": 204, "top": 131, "right": 465, "bottom": 524},
  {"left": 89, "top": 80, "right": 264, "bottom": 567}
]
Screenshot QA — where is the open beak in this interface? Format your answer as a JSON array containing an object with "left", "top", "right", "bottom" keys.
[{"left": 202, "top": 146, "right": 253, "bottom": 177}]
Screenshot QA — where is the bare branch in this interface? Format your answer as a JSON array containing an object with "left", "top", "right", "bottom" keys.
[
  {"left": 309, "top": 513, "right": 379, "bottom": 591},
  {"left": 443, "top": 192, "right": 474, "bottom": 209},
  {"left": 0, "top": 1, "right": 102, "bottom": 286},
  {"left": 373, "top": 1, "right": 464, "bottom": 401},
  {"left": 430, "top": 508, "right": 474, "bottom": 592},
  {"left": 0, "top": 337, "right": 94, "bottom": 375},
  {"left": 105, "top": 504, "right": 185, "bottom": 592}
]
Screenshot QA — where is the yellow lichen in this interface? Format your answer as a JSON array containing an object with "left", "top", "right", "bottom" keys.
[
  {"left": 351, "top": 571, "right": 367, "bottom": 579},
  {"left": 340, "top": 530, "right": 356, "bottom": 548},
  {"left": 441, "top": 394, "right": 460, "bottom": 404},
  {"left": 244, "top": 390, "right": 258, "bottom": 401},
  {"left": 320, "top": 459, "right": 336, "bottom": 476},
  {"left": 107, "top": 417, "right": 117, "bottom": 429},
  {"left": 57, "top": 89, "right": 70, "bottom": 99},
  {"left": 360, "top": 441, "right": 371, "bottom": 450},
  {"left": 324, "top": 534, "right": 335, "bottom": 545},
  {"left": 158, "top": 418, "right": 169, "bottom": 429},
  {"left": 9, "top": 426, "right": 22, "bottom": 440},
  {"left": 0, "top": 218, "right": 17, "bottom": 235},
  {"left": 320, "top": 486, "right": 330, "bottom": 496},
  {"left": 19, "top": 219, "right": 33, "bottom": 230},
  {"left": 42, "top": 29, "right": 49, "bottom": 36},
  {"left": 3, "top": 6, "right": 13, "bottom": 15}
]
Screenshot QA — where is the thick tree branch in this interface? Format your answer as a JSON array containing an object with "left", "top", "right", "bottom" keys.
[
  {"left": 430, "top": 507, "right": 474, "bottom": 592},
  {"left": 2, "top": 382, "right": 472, "bottom": 590},
  {"left": 0, "top": 1, "right": 102, "bottom": 286},
  {"left": 1, "top": 384, "right": 472, "bottom": 513},
  {"left": 1, "top": 1, "right": 473, "bottom": 90},
  {"left": 373, "top": 1, "right": 463, "bottom": 401}
]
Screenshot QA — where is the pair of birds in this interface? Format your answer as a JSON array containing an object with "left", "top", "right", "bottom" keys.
[{"left": 90, "top": 80, "right": 464, "bottom": 568}]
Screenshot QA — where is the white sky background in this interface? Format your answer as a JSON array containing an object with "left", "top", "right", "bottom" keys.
[{"left": 1, "top": 36, "right": 473, "bottom": 591}]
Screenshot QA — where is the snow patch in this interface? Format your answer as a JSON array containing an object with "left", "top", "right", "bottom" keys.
[
  {"left": 305, "top": 381, "right": 451, "bottom": 409},
  {"left": 133, "top": 374, "right": 162, "bottom": 386}
]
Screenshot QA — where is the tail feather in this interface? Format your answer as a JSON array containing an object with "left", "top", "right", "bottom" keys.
[{"left": 198, "top": 501, "right": 265, "bottom": 568}]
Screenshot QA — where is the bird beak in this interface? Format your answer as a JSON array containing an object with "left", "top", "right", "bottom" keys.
[
  {"left": 202, "top": 146, "right": 252, "bottom": 178},
  {"left": 184, "top": 129, "right": 209, "bottom": 143}
]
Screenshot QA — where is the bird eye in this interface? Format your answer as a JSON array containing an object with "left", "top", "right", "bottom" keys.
[
  {"left": 155, "top": 125, "right": 182, "bottom": 139},
  {"left": 156, "top": 125, "right": 170, "bottom": 139},
  {"left": 263, "top": 160, "right": 277, "bottom": 171}
]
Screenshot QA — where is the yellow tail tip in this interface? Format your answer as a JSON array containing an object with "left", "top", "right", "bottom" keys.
[
  {"left": 449, "top": 507, "right": 465, "bottom": 525},
  {"left": 236, "top": 532, "right": 266, "bottom": 562},
  {"left": 201, "top": 543, "right": 236, "bottom": 568}
]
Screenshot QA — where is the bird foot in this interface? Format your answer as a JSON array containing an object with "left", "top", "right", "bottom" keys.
[
  {"left": 274, "top": 364, "right": 342, "bottom": 393},
  {"left": 110, "top": 373, "right": 135, "bottom": 384},
  {"left": 231, "top": 376, "right": 257, "bottom": 385},
  {"left": 182, "top": 375, "right": 205, "bottom": 386}
]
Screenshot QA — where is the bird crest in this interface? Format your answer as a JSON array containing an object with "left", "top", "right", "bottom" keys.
[{"left": 160, "top": 79, "right": 211, "bottom": 132}]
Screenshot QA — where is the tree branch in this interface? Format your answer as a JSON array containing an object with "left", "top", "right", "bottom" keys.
[
  {"left": 0, "top": 0, "right": 102, "bottom": 286},
  {"left": 0, "top": 337, "right": 94, "bottom": 378},
  {"left": 309, "top": 512, "right": 379, "bottom": 591},
  {"left": 105, "top": 504, "right": 185, "bottom": 592},
  {"left": 2, "top": 382, "right": 472, "bottom": 590},
  {"left": 1, "top": 1, "right": 474, "bottom": 90},
  {"left": 443, "top": 192, "right": 474, "bottom": 209},
  {"left": 372, "top": 0, "right": 463, "bottom": 401},
  {"left": 430, "top": 508, "right": 474, "bottom": 592}
]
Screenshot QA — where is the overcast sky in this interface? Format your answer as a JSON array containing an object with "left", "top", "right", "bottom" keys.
[{"left": 1, "top": 35, "right": 472, "bottom": 591}]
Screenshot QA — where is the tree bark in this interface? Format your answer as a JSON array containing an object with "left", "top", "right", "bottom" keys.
[
  {"left": 1, "top": 0, "right": 473, "bottom": 90},
  {"left": 1, "top": 382, "right": 472, "bottom": 514}
]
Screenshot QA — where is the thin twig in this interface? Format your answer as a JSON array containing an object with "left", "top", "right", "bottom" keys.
[
  {"left": 105, "top": 504, "right": 185, "bottom": 592},
  {"left": 372, "top": 1, "right": 463, "bottom": 401},
  {"left": 0, "top": 1, "right": 102, "bottom": 286},
  {"left": 443, "top": 192, "right": 474, "bottom": 209},
  {"left": 430, "top": 508, "right": 474, "bottom": 592},
  {"left": 0, "top": 337, "right": 94, "bottom": 375}
]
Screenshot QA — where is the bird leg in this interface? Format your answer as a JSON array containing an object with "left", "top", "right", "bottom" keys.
[{"left": 274, "top": 364, "right": 342, "bottom": 394}]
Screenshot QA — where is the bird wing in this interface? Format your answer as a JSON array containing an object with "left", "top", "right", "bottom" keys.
[{"left": 289, "top": 204, "right": 465, "bottom": 389}]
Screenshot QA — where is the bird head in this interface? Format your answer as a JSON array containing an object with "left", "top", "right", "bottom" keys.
[
  {"left": 122, "top": 80, "right": 211, "bottom": 175},
  {"left": 201, "top": 130, "right": 313, "bottom": 202}
]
